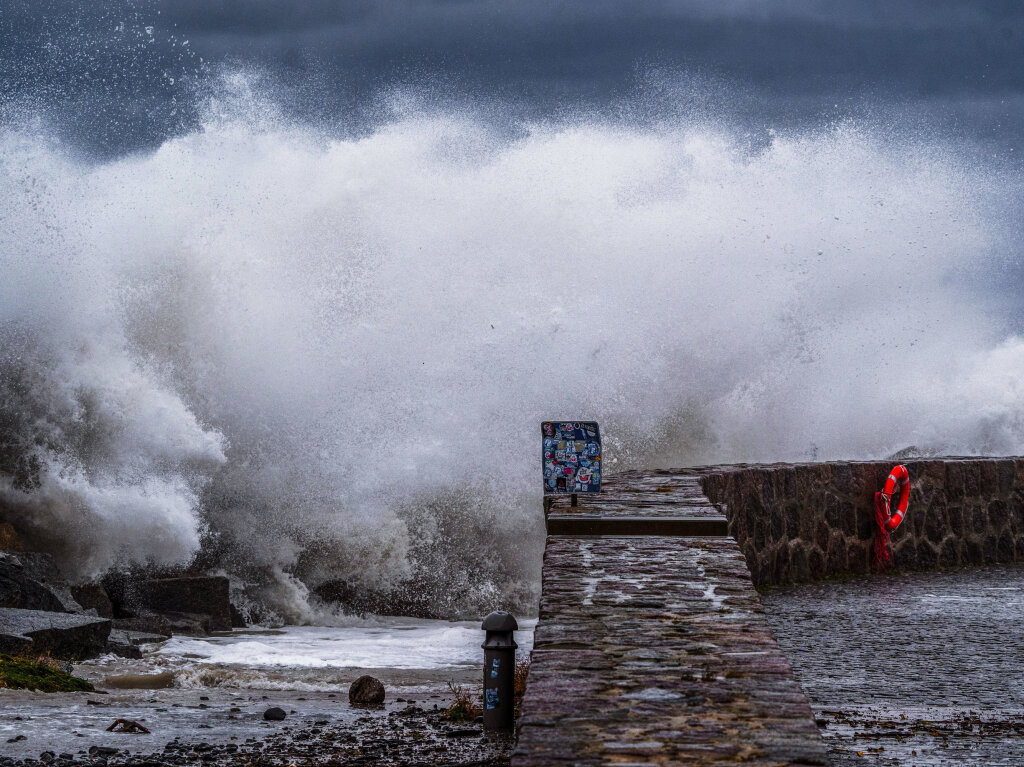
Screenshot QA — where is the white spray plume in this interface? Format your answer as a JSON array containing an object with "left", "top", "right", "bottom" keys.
[{"left": 1, "top": 80, "right": 1022, "bottom": 617}]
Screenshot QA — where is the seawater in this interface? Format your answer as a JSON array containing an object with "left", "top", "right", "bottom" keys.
[
  {"left": 85, "top": 618, "right": 536, "bottom": 691},
  {"left": 763, "top": 564, "right": 1024, "bottom": 766},
  {"left": 0, "top": 620, "right": 535, "bottom": 758}
]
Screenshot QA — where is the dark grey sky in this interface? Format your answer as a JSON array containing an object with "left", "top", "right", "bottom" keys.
[{"left": 1, "top": 0, "right": 1022, "bottom": 157}]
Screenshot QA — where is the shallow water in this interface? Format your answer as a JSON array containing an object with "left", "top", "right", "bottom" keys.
[
  {"left": 0, "top": 618, "right": 535, "bottom": 759},
  {"left": 154, "top": 618, "right": 536, "bottom": 683},
  {"left": 762, "top": 565, "right": 1024, "bottom": 766}
]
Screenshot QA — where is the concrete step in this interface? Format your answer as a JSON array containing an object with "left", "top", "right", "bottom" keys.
[{"left": 545, "top": 514, "right": 728, "bottom": 536}]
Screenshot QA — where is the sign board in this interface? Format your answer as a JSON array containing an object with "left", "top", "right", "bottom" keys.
[{"left": 541, "top": 421, "right": 601, "bottom": 494}]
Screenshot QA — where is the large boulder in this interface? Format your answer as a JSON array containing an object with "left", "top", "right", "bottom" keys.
[
  {"left": 134, "top": 576, "right": 233, "bottom": 632},
  {"left": 70, "top": 583, "right": 114, "bottom": 618},
  {"left": 158, "top": 611, "right": 215, "bottom": 636},
  {"left": 0, "top": 552, "right": 83, "bottom": 613},
  {"left": 230, "top": 603, "right": 247, "bottom": 628},
  {"left": 99, "top": 570, "right": 136, "bottom": 617},
  {"left": 349, "top": 675, "right": 386, "bottom": 706},
  {"left": 312, "top": 579, "right": 446, "bottom": 620},
  {"left": 112, "top": 610, "right": 173, "bottom": 637},
  {"left": 263, "top": 707, "right": 287, "bottom": 721},
  {"left": 0, "top": 607, "right": 111, "bottom": 659},
  {"left": 105, "top": 628, "right": 169, "bottom": 659}
]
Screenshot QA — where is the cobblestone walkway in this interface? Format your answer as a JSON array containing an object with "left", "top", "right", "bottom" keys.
[
  {"left": 545, "top": 471, "right": 723, "bottom": 518},
  {"left": 516, "top": 473, "right": 827, "bottom": 766}
]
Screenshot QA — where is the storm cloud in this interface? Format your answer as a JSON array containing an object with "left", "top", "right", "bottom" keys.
[{"left": 2, "top": 0, "right": 1022, "bottom": 156}]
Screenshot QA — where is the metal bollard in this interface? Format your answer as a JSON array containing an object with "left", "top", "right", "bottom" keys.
[{"left": 481, "top": 611, "right": 518, "bottom": 731}]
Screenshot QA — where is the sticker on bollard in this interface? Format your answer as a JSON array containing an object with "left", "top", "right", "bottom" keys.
[{"left": 481, "top": 611, "right": 518, "bottom": 731}]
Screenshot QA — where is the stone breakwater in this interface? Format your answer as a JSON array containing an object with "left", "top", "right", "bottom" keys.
[
  {"left": 516, "top": 472, "right": 828, "bottom": 766},
  {"left": 699, "top": 458, "right": 1024, "bottom": 587},
  {"left": 517, "top": 458, "right": 1022, "bottom": 766}
]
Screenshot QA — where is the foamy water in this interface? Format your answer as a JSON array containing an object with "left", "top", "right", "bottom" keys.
[
  {"left": 1, "top": 621, "right": 535, "bottom": 759},
  {"left": 70, "top": 620, "right": 535, "bottom": 692},
  {"left": 1, "top": 73, "right": 1022, "bottom": 619},
  {"left": 158, "top": 620, "right": 536, "bottom": 671}
]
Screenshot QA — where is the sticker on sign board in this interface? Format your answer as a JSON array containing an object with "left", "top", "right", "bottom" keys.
[{"left": 541, "top": 421, "right": 601, "bottom": 494}]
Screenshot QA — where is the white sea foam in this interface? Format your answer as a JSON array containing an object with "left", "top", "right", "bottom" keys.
[
  {"left": 1, "top": 75, "right": 1022, "bottom": 617},
  {"left": 158, "top": 621, "right": 535, "bottom": 671}
]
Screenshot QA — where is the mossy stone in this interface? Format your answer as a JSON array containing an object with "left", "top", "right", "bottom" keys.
[{"left": 0, "top": 654, "right": 94, "bottom": 692}]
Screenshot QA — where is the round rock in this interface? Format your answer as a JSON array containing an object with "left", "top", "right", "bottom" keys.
[
  {"left": 263, "top": 706, "right": 287, "bottom": 721},
  {"left": 349, "top": 675, "right": 386, "bottom": 706}
]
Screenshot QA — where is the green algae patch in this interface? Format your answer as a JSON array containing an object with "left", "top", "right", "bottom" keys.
[{"left": 0, "top": 654, "right": 94, "bottom": 692}]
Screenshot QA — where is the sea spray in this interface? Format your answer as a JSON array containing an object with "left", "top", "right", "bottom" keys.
[{"left": 1, "top": 81, "right": 1022, "bottom": 619}]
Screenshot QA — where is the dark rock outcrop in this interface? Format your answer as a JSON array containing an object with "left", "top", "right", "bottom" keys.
[
  {"left": 349, "top": 675, "right": 386, "bottom": 706},
  {"left": 263, "top": 707, "right": 287, "bottom": 721},
  {"left": 70, "top": 583, "right": 113, "bottom": 618},
  {"left": 0, "top": 607, "right": 110, "bottom": 659},
  {"left": 313, "top": 579, "right": 445, "bottom": 620},
  {"left": 105, "top": 574, "right": 236, "bottom": 636},
  {"left": 134, "top": 576, "right": 233, "bottom": 632},
  {"left": 99, "top": 571, "right": 137, "bottom": 618},
  {"left": 112, "top": 608, "right": 217, "bottom": 637},
  {"left": 159, "top": 611, "right": 215, "bottom": 636},
  {"left": 112, "top": 610, "right": 172, "bottom": 637},
  {"left": 1, "top": 567, "right": 64, "bottom": 614},
  {"left": 111, "top": 606, "right": 181, "bottom": 638},
  {"left": 104, "top": 628, "right": 169, "bottom": 658},
  {"left": 0, "top": 552, "right": 82, "bottom": 613}
]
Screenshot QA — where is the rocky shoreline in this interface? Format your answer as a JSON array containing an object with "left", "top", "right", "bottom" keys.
[
  {"left": 0, "top": 704, "right": 513, "bottom": 767},
  {"left": 0, "top": 682, "right": 514, "bottom": 767},
  {"left": 2, "top": 521, "right": 245, "bottom": 663},
  {"left": 2, "top": 522, "right": 515, "bottom": 766}
]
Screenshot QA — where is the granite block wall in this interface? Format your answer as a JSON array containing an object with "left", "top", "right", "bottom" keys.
[{"left": 698, "top": 458, "right": 1024, "bottom": 587}]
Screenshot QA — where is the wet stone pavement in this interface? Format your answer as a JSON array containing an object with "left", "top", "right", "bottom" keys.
[
  {"left": 545, "top": 471, "right": 725, "bottom": 519},
  {"left": 761, "top": 564, "right": 1024, "bottom": 766},
  {"left": 515, "top": 535, "right": 827, "bottom": 766}
]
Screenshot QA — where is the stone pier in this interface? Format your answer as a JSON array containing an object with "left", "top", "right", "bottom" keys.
[
  {"left": 515, "top": 458, "right": 1024, "bottom": 765},
  {"left": 515, "top": 471, "right": 828, "bottom": 766}
]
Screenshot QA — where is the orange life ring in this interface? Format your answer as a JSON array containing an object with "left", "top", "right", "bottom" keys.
[{"left": 875, "top": 464, "right": 910, "bottom": 531}]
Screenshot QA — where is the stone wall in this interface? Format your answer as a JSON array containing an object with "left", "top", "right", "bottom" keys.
[{"left": 698, "top": 458, "right": 1024, "bottom": 587}]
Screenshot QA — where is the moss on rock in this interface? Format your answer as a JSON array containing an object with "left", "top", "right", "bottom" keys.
[{"left": 0, "top": 654, "right": 93, "bottom": 692}]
